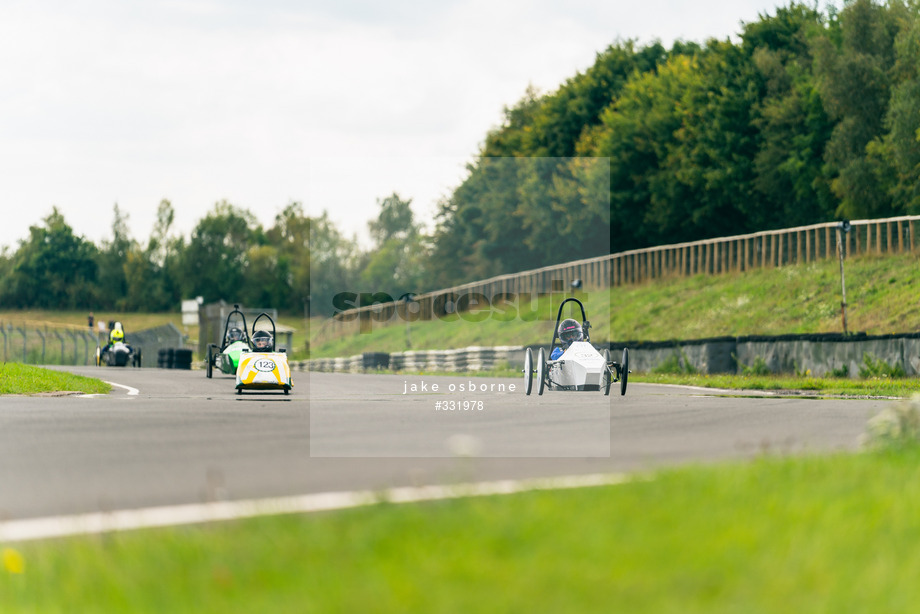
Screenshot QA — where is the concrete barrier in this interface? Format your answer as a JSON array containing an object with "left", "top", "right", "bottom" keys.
[
  {"left": 610, "top": 332, "right": 920, "bottom": 377},
  {"left": 292, "top": 333, "right": 920, "bottom": 377}
]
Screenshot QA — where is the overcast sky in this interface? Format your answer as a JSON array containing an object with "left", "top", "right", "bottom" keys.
[{"left": 0, "top": 0, "right": 803, "bottom": 252}]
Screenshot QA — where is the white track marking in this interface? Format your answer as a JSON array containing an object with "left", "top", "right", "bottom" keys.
[
  {"left": 104, "top": 381, "right": 139, "bottom": 396},
  {"left": 0, "top": 473, "right": 629, "bottom": 543}
]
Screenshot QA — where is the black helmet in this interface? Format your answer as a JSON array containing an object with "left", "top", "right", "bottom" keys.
[
  {"left": 558, "top": 318, "right": 583, "bottom": 345},
  {"left": 252, "top": 330, "right": 273, "bottom": 351},
  {"left": 227, "top": 327, "right": 243, "bottom": 342}
]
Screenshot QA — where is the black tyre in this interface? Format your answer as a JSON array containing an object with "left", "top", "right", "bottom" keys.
[
  {"left": 620, "top": 348, "right": 629, "bottom": 396},
  {"left": 174, "top": 349, "right": 193, "bottom": 370},
  {"left": 206, "top": 345, "right": 214, "bottom": 378},
  {"left": 536, "top": 348, "right": 546, "bottom": 396},
  {"left": 94, "top": 347, "right": 101, "bottom": 367},
  {"left": 523, "top": 348, "right": 534, "bottom": 395},
  {"left": 602, "top": 349, "right": 612, "bottom": 395}
]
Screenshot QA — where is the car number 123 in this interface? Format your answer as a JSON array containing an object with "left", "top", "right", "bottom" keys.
[{"left": 254, "top": 359, "right": 276, "bottom": 372}]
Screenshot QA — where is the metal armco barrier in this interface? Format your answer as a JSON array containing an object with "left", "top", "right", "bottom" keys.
[{"left": 323, "top": 215, "right": 920, "bottom": 340}]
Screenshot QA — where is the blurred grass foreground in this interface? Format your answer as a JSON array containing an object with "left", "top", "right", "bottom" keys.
[{"left": 5, "top": 432, "right": 920, "bottom": 612}]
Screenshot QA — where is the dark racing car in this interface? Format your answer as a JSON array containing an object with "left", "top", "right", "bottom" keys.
[{"left": 95, "top": 322, "right": 141, "bottom": 367}]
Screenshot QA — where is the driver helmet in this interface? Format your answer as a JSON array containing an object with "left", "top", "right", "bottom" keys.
[
  {"left": 227, "top": 327, "right": 243, "bottom": 342},
  {"left": 558, "top": 319, "right": 584, "bottom": 346},
  {"left": 110, "top": 329, "right": 124, "bottom": 343},
  {"left": 251, "top": 330, "right": 273, "bottom": 351}
]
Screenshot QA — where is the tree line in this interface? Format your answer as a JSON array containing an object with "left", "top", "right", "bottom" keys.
[
  {"left": 426, "top": 0, "right": 920, "bottom": 285},
  {"left": 0, "top": 195, "right": 423, "bottom": 316},
  {"left": 1, "top": 1, "right": 918, "bottom": 315}
]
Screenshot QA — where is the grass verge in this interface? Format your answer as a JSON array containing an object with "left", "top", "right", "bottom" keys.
[
  {"left": 632, "top": 373, "right": 920, "bottom": 398},
  {"left": 5, "top": 447, "right": 920, "bottom": 612},
  {"left": 0, "top": 363, "right": 111, "bottom": 395}
]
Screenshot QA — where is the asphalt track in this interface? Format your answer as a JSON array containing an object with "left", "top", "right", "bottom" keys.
[{"left": 0, "top": 367, "right": 890, "bottom": 521}]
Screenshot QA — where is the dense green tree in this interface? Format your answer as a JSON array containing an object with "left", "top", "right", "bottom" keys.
[
  {"left": 121, "top": 200, "right": 182, "bottom": 311},
  {"left": 178, "top": 200, "right": 259, "bottom": 304},
  {"left": 440, "top": 157, "right": 535, "bottom": 279},
  {"left": 745, "top": 4, "right": 836, "bottom": 227},
  {"left": 148, "top": 199, "right": 183, "bottom": 310},
  {"left": 524, "top": 41, "right": 668, "bottom": 158},
  {"left": 309, "top": 211, "right": 358, "bottom": 317},
  {"left": 1, "top": 208, "right": 98, "bottom": 309},
  {"left": 428, "top": 41, "right": 678, "bottom": 284},
  {"left": 367, "top": 193, "right": 416, "bottom": 245},
  {"left": 241, "top": 244, "right": 285, "bottom": 309},
  {"left": 586, "top": 53, "right": 694, "bottom": 249},
  {"left": 122, "top": 246, "right": 160, "bottom": 311},
  {"left": 424, "top": 191, "right": 478, "bottom": 289},
  {"left": 868, "top": 5, "right": 920, "bottom": 213},
  {"left": 0, "top": 248, "right": 11, "bottom": 289},
  {"left": 96, "top": 204, "right": 134, "bottom": 310},
  {"left": 359, "top": 193, "right": 428, "bottom": 300},
  {"left": 266, "top": 201, "right": 310, "bottom": 313},
  {"left": 632, "top": 41, "right": 753, "bottom": 241},
  {"left": 812, "top": 0, "right": 906, "bottom": 218}
]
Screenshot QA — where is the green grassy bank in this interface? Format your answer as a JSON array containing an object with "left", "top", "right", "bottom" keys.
[{"left": 309, "top": 251, "right": 920, "bottom": 358}]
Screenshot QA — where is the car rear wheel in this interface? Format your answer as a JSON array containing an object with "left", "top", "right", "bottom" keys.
[
  {"left": 602, "top": 349, "right": 612, "bottom": 396},
  {"left": 536, "top": 348, "right": 546, "bottom": 396},
  {"left": 206, "top": 345, "right": 214, "bottom": 378},
  {"left": 620, "top": 348, "right": 629, "bottom": 396},
  {"left": 523, "top": 348, "right": 534, "bottom": 395}
]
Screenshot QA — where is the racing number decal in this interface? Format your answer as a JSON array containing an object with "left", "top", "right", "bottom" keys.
[{"left": 254, "top": 359, "right": 276, "bottom": 372}]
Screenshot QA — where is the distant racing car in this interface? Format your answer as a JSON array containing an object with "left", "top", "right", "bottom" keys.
[
  {"left": 206, "top": 304, "right": 250, "bottom": 378},
  {"left": 235, "top": 312, "right": 293, "bottom": 395},
  {"left": 95, "top": 322, "right": 141, "bottom": 367},
  {"left": 524, "top": 297, "right": 628, "bottom": 396}
]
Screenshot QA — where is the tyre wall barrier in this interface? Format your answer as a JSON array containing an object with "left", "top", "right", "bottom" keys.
[
  {"left": 157, "top": 348, "right": 193, "bottom": 370},
  {"left": 295, "top": 346, "right": 524, "bottom": 374},
  {"left": 132, "top": 323, "right": 185, "bottom": 368},
  {"left": 295, "top": 332, "right": 920, "bottom": 377}
]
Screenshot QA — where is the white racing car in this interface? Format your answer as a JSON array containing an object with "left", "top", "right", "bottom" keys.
[
  {"left": 524, "top": 298, "right": 628, "bottom": 396},
  {"left": 235, "top": 312, "right": 293, "bottom": 395}
]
